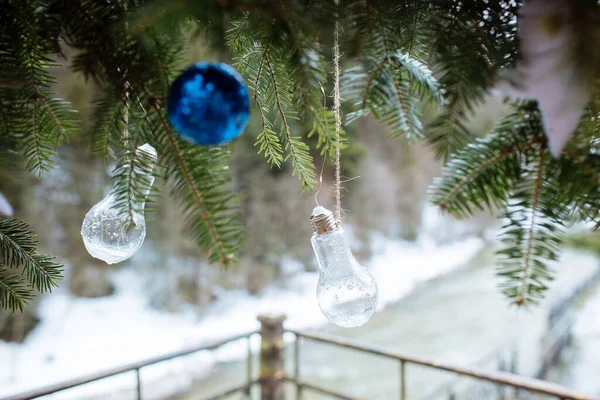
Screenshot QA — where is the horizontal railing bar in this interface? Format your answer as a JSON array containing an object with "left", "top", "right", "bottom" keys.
[
  {"left": 290, "top": 330, "right": 600, "bottom": 400},
  {"left": 287, "top": 377, "right": 362, "bottom": 400},
  {"left": 421, "top": 339, "right": 516, "bottom": 400},
  {"left": 0, "top": 331, "right": 258, "bottom": 400},
  {"left": 202, "top": 380, "right": 259, "bottom": 400}
]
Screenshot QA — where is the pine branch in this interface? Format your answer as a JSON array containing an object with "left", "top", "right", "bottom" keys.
[
  {"left": 430, "top": 102, "right": 576, "bottom": 306},
  {"left": 384, "top": 66, "right": 423, "bottom": 140},
  {"left": 558, "top": 145, "right": 600, "bottom": 227},
  {"left": 496, "top": 147, "right": 564, "bottom": 307},
  {"left": 263, "top": 52, "right": 316, "bottom": 190},
  {"left": 21, "top": 95, "right": 78, "bottom": 175},
  {"left": 245, "top": 45, "right": 284, "bottom": 167},
  {"left": 360, "top": 60, "right": 387, "bottom": 110},
  {"left": 518, "top": 151, "right": 546, "bottom": 305},
  {"left": 0, "top": 270, "right": 33, "bottom": 313},
  {"left": 430, "top": 107, "right": 543, "bottom": 218},
  {"left": 425, "top": 100, "right": 473, "bottom": 161},
  {"left": 226, "top": 13, "right": 253, "bottom": 54},
  {"left": 344, "top": 36, "right": 443, "bottom": 141},
  {"left": 423, "top": 1, "right": 518, "bottom": 160},
  {"left": 345, "top": 60, "right": 420, "bottom": 139},
  {"left": 255, "top": 129, "right": 284, "bottom": 168},
  {"left": 306, "top": 106, "right": 344, "bottom": 158},
  {"left": 1, "top": 3, "right": 78, "bottom": 175},
  {"left": 564, "top": 149, "right": 600, "bottom": 190},
  {"left": 38, "top": 97, "right": 74, "bottom": 140},
  {"left": 89, "top": 92, "right": 125, "bottom": 159},
  {"left": 288, "top": 33, "right": 345, "bottom": 159},
  {"left": 108, "top": 91, "right": 157, "bottom": 227},
  {"left": 0, "top": 99, "right": 18, "bottom": 142},
  {"left": 432, "top": 101, "right": 600, "bottom": 306},
  {"left": 230, "top": 23, "right": 316, "bottom": 191},
  {"left": 0, "top": 139, "right": 20, "bottom": 186},
  {"left": 29, "top": 97, "right": 44, "bottom": 173},
  {"left": 394, "top": 51, "right": 443, "bottom": 103},
  {"left": 147, "top": 102, "right": 243, "bottom": 266},
  {"left": 111, "top": 138, "right": 157, "bottom": 227},
  {"left": 0, "top": 218, "right": 63, "bottom": 293},
  {"left": 590, "top": 83, "right": 600, "bottom": 137}
]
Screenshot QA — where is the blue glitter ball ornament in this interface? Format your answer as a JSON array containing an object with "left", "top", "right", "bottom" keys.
[{"left": 167, "top": 62, "right": 250, "bottom": 146}]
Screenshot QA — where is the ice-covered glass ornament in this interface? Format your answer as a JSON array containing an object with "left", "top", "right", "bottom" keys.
[
  {"left": 81, "top": 144, "right": 157, "bottom": 264},
  {"left": 310, "top": 206, "right": 378, "bottom": 328},
  {"left": 167, "top": 62, "right": 250, "bottom": 146}
]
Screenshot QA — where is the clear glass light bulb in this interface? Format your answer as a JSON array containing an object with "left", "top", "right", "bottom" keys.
[
  {"left": 310, "top": 206, "right": 378, "bottom": 328},
  {"left": 81, "top": 144, "right": 157, "bottom": 264}
]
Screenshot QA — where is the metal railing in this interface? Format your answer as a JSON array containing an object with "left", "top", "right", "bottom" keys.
[
  {"left": 0, "top": 330, "right": 258, "bottom": 400},
  {"left": 2, "top": 315, "right": 600, "bottom": 400},
  {"left": 289, "top": 329, "right": 600, "bottom": 400},
  {"left": 419, "top": 339, "right": 518, "bottom": 400}
]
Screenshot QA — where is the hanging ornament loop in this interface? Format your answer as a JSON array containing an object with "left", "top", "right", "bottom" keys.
[{"left": 332, "top": 0, "right": 343, "bottom": 224}]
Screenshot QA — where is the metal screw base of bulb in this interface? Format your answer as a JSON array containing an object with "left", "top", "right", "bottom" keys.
[{"left": 310, "top": 206, "right": 339, "bottom": 234}]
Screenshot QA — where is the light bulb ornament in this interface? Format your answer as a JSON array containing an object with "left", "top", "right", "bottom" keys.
[
  {"left": 81, "top": 143, "right": 157, "bottom": 264},
  {"left": 310, "top": 206, "right": 379, "bottom": 328},
  {"left": 308, "top": 0, "right": 378, "bottom": 328}
]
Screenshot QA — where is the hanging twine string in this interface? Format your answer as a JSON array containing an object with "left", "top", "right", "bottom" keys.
[
  {"left": 122, "top": 2, "right": 131, "bottom": 161},
  {"left": 332, "top": 0, "right": 342, "bottom": 224},
  {"left": 123, "top": 81, "right": 130, "bottom": 149}
]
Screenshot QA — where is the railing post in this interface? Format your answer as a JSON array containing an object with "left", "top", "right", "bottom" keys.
[
  {"left": 135, "top": 368, "right": 142, "bottom": 400},
  {"left": 399, "top": 360, "right": 406, "bottom": 400},
  {"left": 497, "top": 359, "right": 506, "bottom": 400},
  {"left": 246, "top": 335, "right": 253, "bottom": 398},
  {"left": 295, "top": 335, "right": 303, "bottom": 399},
  {"left": 511, "top": 345, "right": 520, "bottom": 399},
  {"left": 258, "top": 314, "right": 286, "bottom": 400}
]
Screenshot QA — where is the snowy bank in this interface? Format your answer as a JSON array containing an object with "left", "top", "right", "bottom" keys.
[{"left": 0, "top": 209, "right": 485, "bottom": 399}]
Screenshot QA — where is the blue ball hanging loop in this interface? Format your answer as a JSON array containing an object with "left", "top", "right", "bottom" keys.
[{"left": 167, "top": 62, "right": 250, "bottom": 146}]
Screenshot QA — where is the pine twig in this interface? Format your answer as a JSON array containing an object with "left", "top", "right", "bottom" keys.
[{"left": 515, "top": 147, "right": 545, "bottom": 307}]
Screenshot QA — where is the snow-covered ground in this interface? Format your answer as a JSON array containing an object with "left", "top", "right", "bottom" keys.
[{"left": 0, "top": 207, "right": 485, "bottom": 399}]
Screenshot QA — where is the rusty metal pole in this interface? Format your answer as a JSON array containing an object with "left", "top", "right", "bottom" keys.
[{"left": 258, "top": 315, "right": 286, "bottom": 400}]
